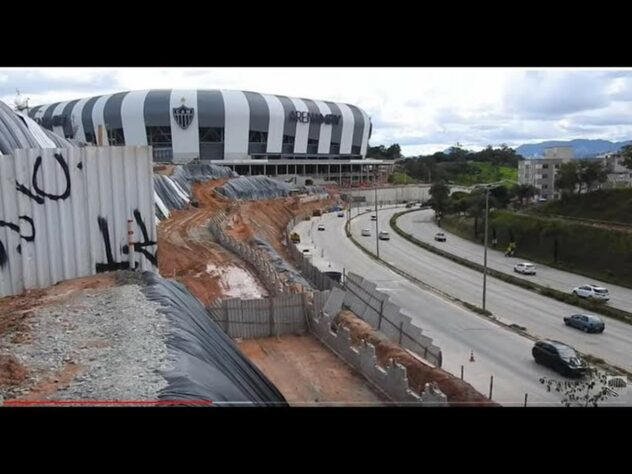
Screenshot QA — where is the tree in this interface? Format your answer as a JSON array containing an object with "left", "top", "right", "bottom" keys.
[
  {"left": 386, "top": 144, "right": 402, "bottom": 160},
  {"left": 512, "top": 184, "right": 537, "bottom": 207},
  {"left": 539, "top": 370, "right": 620, "bottom": 407},
  {"left": 578, "top": 160, "right": 608, "bottom": 192},
  {"left": 555, "top": 161, "right": 580, "bottom": 195},
  {"left": 429, "top": 182, "right": 450, "bottom": 217},
  {"left": 489, "top": 185, "right": 511, "bottom": 208},
  {"left": 621, "top": 144, "right": 632, "bottom": 171},
  {"left": 367, "top": 143, "right": 402, "bottom": 160}
]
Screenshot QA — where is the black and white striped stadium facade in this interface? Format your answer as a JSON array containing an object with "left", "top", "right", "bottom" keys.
[{"left": 28, "top": 89, "right": 391, "bottom": 184}]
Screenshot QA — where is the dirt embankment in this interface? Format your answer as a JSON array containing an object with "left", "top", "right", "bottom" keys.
[
  {"left": 335, "top": 310, "right": 498, "bottom": 406},
  {"left": 224, "top": 197, "right": 336, "bottom": 259},
  {"left": 237, "top": 334, "right": 387, "bottom": 405},
  {"left": 157, "top": 179, "right": 269, "bottom": 305}
]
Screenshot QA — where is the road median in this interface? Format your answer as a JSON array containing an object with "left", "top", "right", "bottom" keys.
[{"left": 389, "top": 209, "right": 632, "bottom": 326}]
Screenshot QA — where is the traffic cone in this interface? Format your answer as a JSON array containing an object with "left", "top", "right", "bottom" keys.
[{"left": 469, "top": 351, "right": 475, "bottom": 362}]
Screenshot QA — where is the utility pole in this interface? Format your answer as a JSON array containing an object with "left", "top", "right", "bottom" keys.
[{"left": 482, "top": 186, "right": 490, "bottom": 311}]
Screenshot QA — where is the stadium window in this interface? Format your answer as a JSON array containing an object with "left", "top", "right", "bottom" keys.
[
  {"left": 283, "top": 135, "right": 295, "bottom": 145},
  {"left": 107, "top": 128, "right": 125, "bottom": 146},
  {"left": 199, "top": 127, "right": 223, "bottom": 142},
  {"left": 249, "top": 130, "right": 268, "bottom": 143},
  {"left": 146, "top": 126, "right": 172, "bottom": 146}
]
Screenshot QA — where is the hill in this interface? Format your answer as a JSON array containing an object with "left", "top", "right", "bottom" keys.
[
  {"left": 516, "top": 139, "right": 632, "bottom": 159},
  {"left": 527, "top": 188, "right": 632, "bottom": 225}
]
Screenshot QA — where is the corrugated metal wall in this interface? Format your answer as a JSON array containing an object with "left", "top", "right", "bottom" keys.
[
  {"left": 207, "top": 293, "right": 307, "bottom": 339},
  {"left": 0, "top": 146, "right": 156, "bottom": 298}
]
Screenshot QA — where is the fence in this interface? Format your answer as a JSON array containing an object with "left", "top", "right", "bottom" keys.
[
  {"left": 207, "top": 292, "right": 309, "bottom": 338},
  {"left": 342, "top": 273, "right": 442, "bottom": 366},
  {"left": 285, "top": 210, "right": 441, "bottom": 365},
  {"left": 0, "top": 146, "right": 156, "bottom": 298},
  {"left": 285, "top": 213, "right": 342, "bottom": 291},
  {"left": 308, "top": 297, "right": 447, "bottom": 405},
  {"left": 208, "top": 210, "right": 287, "bottom": 295}
]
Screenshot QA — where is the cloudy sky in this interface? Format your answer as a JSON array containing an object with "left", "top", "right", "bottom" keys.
[{"left": 1, "top": 68, "right": 631, "bottom": 156}]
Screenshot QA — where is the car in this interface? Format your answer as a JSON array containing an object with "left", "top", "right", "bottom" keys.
[
  {"left": 361, "top": 228, "right": 371, "bottom": 236},
  {"left": 366, "top": 208, "right": 372, "bottom": 212},
  {"left": 405, "top": 203, "right": 414, "bottom": 208},
  {"left": 514, "top": 262, "right": 536, "bottom": 275},
  {"left": 337, "top": 211, "right": 345, "bottom": 217},
  {"left": 573, "top": 284, "right": 609, "bottom": 301},
  {"left": 532, "top": 340, "right": 588, "bottom": 377},
  {"left": 434, "top": 232, "right": 446, "bottom": 242},
  {"left": 317, "top": 224, "right": 325, "bottom": 231},
  {"left": 564, "top": 314, "right": 605, "bottom": 333},
  {"left": 378, "top": 231, "right": 390, "bottom": 240},
  {"left": 370, "top": 215, "right": 377, "bottom": 221},
  {"left": 324, "top": 271, "right": 342, "bottom": 283}
]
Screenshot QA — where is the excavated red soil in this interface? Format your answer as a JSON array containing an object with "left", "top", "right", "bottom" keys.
[
  {"left": 237, "top": 334, "right": 387, "bottom": 405},
  {"left": 157, "top": 178, "right": 337, "bottom": 304},
  {"left": 226, "top": 197, "right": 336, "bottom": 259},
  {"left": 0, "top": 354, "right": 28, "bottom": 386},
  {"left": 335, "top": 310, "right": 498, "bottom": 406},
  {"left": 12, "top": 362, "right": 82, "bottom": 401},
  {"left": 157, "top": 179, "right": 267, "bottom": 305}
]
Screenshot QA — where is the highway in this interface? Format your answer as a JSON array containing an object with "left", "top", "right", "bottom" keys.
[
  {"left": 294, "top": 212, "right": 567, "bottom": 406},
  {"left": 344, "top": 208, "right": 632, "bottom": 374},
  {"left": 397, "top": 209, "right": 632, "bottom": 313}
]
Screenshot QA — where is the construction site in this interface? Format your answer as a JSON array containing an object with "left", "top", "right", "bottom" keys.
[{"left": 0, "top": 98, "right": 494, "bottom": 407}]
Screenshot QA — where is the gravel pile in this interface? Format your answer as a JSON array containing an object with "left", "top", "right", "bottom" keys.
[{"left": 1, "top": 277, "right": 169, "bottom": 403}]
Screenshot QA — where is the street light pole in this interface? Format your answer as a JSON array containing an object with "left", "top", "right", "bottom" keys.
[
  {"left": 374, "top": 171, "right": 380, "bottom": 258},
  {"left": 482, "top": 186, "right": 490, "bottom": 311}
]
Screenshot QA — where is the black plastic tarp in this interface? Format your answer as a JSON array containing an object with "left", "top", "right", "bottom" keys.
[
  {"left": 215, "top": 175, "right": 293, "bottom": 200},
  {"left": 169, "top": 163, "right": 238, "bottom": 194},
  {"left": 142, "top": 272, "right": 287, "bottom": 406},
  {"left": 153, "top": 164, "right": 237, "bottom": 219}
]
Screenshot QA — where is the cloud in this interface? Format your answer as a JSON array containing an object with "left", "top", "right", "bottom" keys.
[
  {"left": 1, "top": 67, "right": 629, "bottom": 156},
  {"left": 503, "top": 70, "right": 612, "bottom": 117}
]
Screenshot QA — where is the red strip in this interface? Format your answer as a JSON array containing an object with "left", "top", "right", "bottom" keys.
[{"left": 3, "top": 400, "right": 212, "bottom": 406}]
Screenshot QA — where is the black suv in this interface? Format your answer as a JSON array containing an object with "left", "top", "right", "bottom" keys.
[{"left": 532, "top": 340, "right": 588, "bottom": 377}]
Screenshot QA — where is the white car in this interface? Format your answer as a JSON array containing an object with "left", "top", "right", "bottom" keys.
[
  {"left": 573, "top": 284, "right": 610, "bottom": 301},
  {"left": 370, "top": 215, "right": 377, "bottom": 221},
  {"left": 514, "top": 262, "right": 536, "bottom": 275},
  {"left": 378, "top": 231, "right": 390, "bottom": 240},
  {"left": 317, "top": 224, "right": 325, "bottom": 231},
  {"left": 361, "top": 228, "right": 371, "bottom": 237},
  {"left": 434, "top": 232, "right": 446, "bottom": 242}
]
